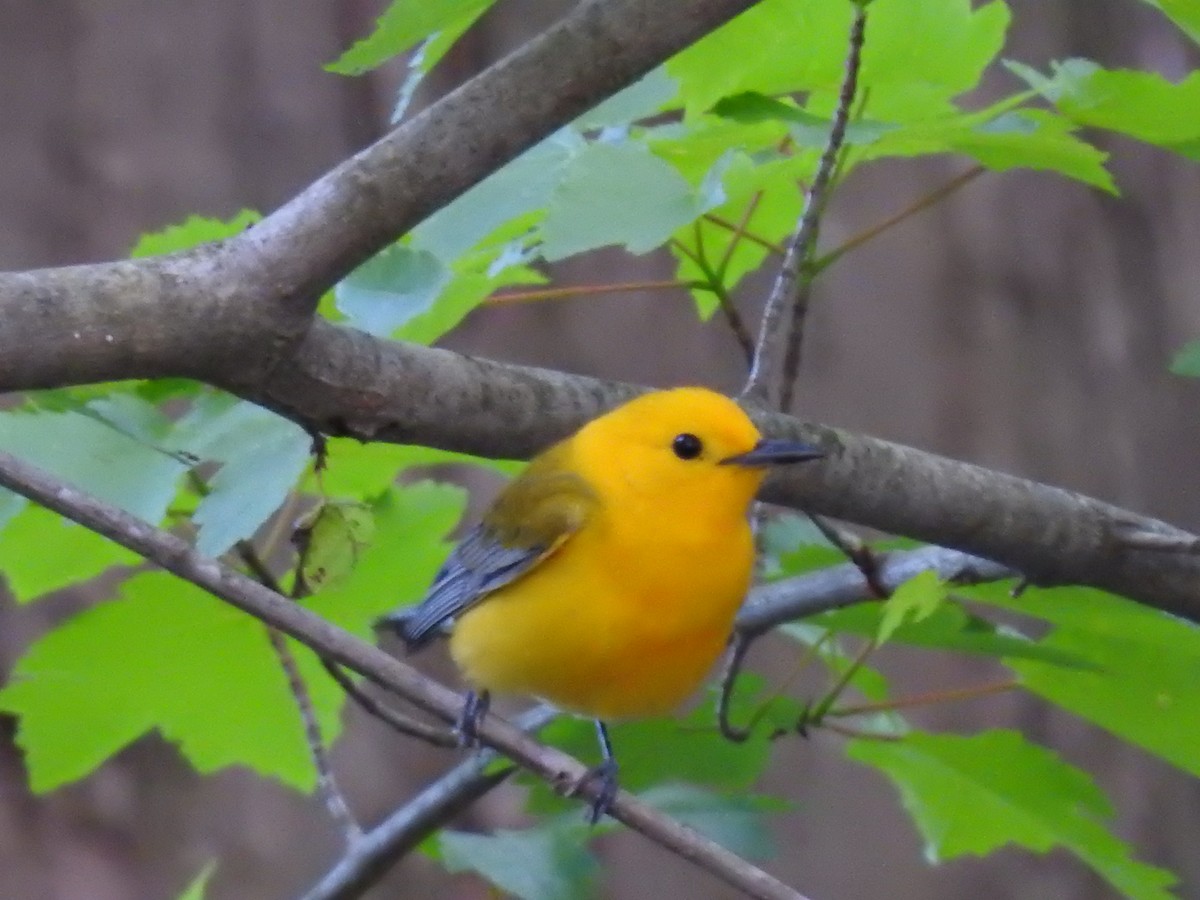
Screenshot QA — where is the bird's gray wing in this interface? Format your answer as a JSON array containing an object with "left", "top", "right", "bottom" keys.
[{"left": 378, "top": 524, "right": 547, "bottom": 650}]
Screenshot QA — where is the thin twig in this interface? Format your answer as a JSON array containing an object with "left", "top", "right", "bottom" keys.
[
  {"left": 742, "top": 4, "right": 867, "bottom": 404},
  {"left": 301, "top": 705, "right": 559, "bottom": 900},
  {"left": 235, "top": 541, "right": 363, "bottom": 845},
  {"left": 715, "top": 192, "right": 766, "bottom": 278},
  {"left": 486, "top": 280, "right": 700, "bottom": 305},
  {"left": 807, "top": 515, "right": 889, "bottom": 598},
  {"left": 703, "top": 212, "right": 784, "bottom": 257},
  {"left": 319, "top": 657, "right": 458, "bottom": 748},
  {"left": 717, "top": 633, "right": 754, "bottom": 743},
  {"left": 672, "top": 234, "right": 756, "bottom": 365},
  {"left": 776, "top": 5, "right": 867, "bottom": 411},
  {"left": 813, "top": 165, "right": 985, "bottom": 273},
  {"left": 827, "top": 679, "right": 1018, "bottom": 719},
  {"left": 0, "top": 450, "right": 809, "bottom": 900}
]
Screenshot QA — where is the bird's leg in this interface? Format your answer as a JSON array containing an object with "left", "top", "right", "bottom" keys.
[
  {"left": 566, "top": 719, "right": 620, "bottom": 825},
  {"left": 455, "top": 689, "right": 490, "bottom": 748}
]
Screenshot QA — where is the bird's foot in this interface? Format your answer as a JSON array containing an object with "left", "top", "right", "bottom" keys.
[
  {"left": 454, "top": 690, "right": 490, "bottom": 748},
  {"left": 566, "top": 758, "right": 619, "bottom": 825}
]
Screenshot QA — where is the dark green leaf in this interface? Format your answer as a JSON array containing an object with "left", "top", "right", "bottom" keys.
[
  {"left": 1170, "top": 339, "right": 1200, "bottom": 377},
  {"left": 439, "top": 823, "right": 598, "bottom": 900},
  {"left": 639, "top": 783, "right": 787, "bottom": 860}
]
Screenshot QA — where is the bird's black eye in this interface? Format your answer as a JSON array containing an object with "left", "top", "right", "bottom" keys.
[{"left": 672, "top": 433, "right": 703, "bottom": 460}]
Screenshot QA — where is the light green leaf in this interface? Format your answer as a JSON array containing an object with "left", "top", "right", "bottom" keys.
[
  {"left": 412, "top": 130, "right": 584, "bottom": 263},
  {"left": 1169, "top": 339, "right": 1200, "bottom": 377},
  {"left": 297, "top": 500, "right": 374, "bottom": 594},
  {"left": 0, "top": 408, "right": 186, "bottom": 523},
  {"left": 130, "top": 210, "right": 261, "bottom": 257},
  {"left": 962, "top": 583, "right": 1200, "bottom": 780},
  {"left": 817, "top": 600, "right": 1093, "bottom": 669},
  {"left": 176, "top": 863, "right": 217, "bottom": 900},
  {"left": 394, "top": 261, "right": 544, "bottom": 346},
  {"left": 311, "top": 438, "right": 518, "bottom": 500},
  {"left": 326, "top": 0, "right": 495, "bottom": 75},
  {"left": 391, "top": 17, "right": 483, "bottom": 122},
  {"left": 174, "top": 398, "right": 312, "bottom": 557},
  {"left": 0, "top": 483, "right": 464, "bottom": 792},
  {"left": 639, "top": 784, "right": 787, "bottom": 860},
  {"left": 1011, "top": 58, "right": 1200, "bottom": 158},
  {"left": 0, "top": 572, "right": 335, "bottom": 791},
  {"left": 335, "top": 245, "right": 447, "bottom": 337},
  {"left": 540, "top": 142, "right": 700, "bottom": 260},
  {"left": 576, "top": 68, "right": 677, "bottom": 131},
  {"left": 309, "top": 482, "right": 466, "bottom": 637},
  {"left": 1137, "top": 0, "right": 1200, "bottom": 44},
  {"left": 667, "top": 0, "right": 854, "bottom": 116},
  {"left": 711, "top": 92, "right": 895, "bottom": 146},
  {"left": 849, "top": 730, "right": 1177, "bottom": 898},
  {"left": 0, "top": 506, "right": 139, "bottom": 602},
  {"left": 439, "top": 823, "right": 598, "bottom": 900},
  {"left": 877, "top": 570, "right": 948, "bottom": 643}
]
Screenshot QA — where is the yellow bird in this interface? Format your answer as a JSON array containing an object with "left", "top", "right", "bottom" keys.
[{"left": 381, "top": 387, "right": 824, "bottom": 820}]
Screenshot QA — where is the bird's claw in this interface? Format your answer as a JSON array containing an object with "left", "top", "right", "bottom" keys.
[
  {"left": 566, "top": 758, "right": 619, "bottom": 825},
  {"left": 454, "top": 690, "right": 490, "bottom": 748}
]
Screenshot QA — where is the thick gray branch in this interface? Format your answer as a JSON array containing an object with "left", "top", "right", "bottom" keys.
[{"left": 250, "top": 327, "right": 1200, "bottom": 624}]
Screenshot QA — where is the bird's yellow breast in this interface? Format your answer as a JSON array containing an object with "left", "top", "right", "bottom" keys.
[{"left": 449, "top": 491, "right": 756, "bottom": 720}]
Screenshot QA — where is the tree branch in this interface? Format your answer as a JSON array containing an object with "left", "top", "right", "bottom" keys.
[
  {"left": 301, "top": 705, "right": 558, "bottom": 900},
  {"left": 0, "top": 450, "right": 807, "bottom": 900}
]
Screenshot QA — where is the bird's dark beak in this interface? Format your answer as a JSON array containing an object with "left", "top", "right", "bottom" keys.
[{"left": 719, "top": 438, "right": 825, "bottom": 467}]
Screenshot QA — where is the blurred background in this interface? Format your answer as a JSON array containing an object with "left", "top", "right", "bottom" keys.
[{"left": 1, "top": 1, "right": 1199, "bottom": 897}]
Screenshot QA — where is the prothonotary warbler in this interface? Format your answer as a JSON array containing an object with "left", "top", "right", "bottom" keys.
[{"left": 380, "top": 387, "right": 824, "bottom": 821}]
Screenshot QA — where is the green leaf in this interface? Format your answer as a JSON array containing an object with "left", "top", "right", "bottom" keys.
[
  {"left": 711, "top": 92, "right": 895, "bottom": 146},
  {"left": 335, "top": 244, "right": 447, "bottom": 337},
  {"left": 176, "top": 863, "right": 217, "bottom": 900},
  {"left": 0, "top": 483, "right": 463, "bottom": 793},
  {"left": 174, "top": 397, "right": 312, "bottom": 557},
  {"left": 130, "top": 210, "right": 261, "bottom": 257},
  {"left": 877, "top": 570, "right": 948, "bottom": 643},
  {"left": 439, "top": 822, "right": 598, "bottom": 900},
  {"left": 326, "top": 0, "right": 494, "bottom": 75},
  {"left": 667, "top": 0, "right": 855, "bottom": 117},
  {"left": 0, "top": 572, "right": 336, "bottom": 791},
  {"left": 308, "top": 482, "right": 466, "bottom": 637},
  {"left": 963, "top": 583, "right": 1200, "bottom": 781},
  {"left": 860, "top": 107, "right": 1115, "bottom": 193},
  {"left": 576, "top": 68, "right": 677, "bottom": 131},
  {"left": 817, "top": 600, "right": 1094, "bottom": 669},
  {"left": 411, "top": 131, "right": 583, "bottom": 263},
  {"left": 394, "top": 260, "right": 544, "bottom": 346},
  {"left": 297, "top": 500, "right": 374, "bottom": 594},
  {"left": 1137, "top": 0, "right": 1200, "bottom": 44},
  {"left": 0, "top": 408, "right": 186, "bottom": 523},
  {"left": 0, "top": 506, "right": 139, "bottom": 602},
  {"left": 857, "top": 0, "right": 1010, "bottom": 119},
  {"left": 848, "top": 730, "right": 1177, "bottom": 898},
  {"left": 639, "top": 784, "right": 787, "bottom": 860},
  {"left": 313, "top": 438, "right": 519, "bottom": 501},
  {"left": 1011, "top": 58, "right": 1200, "bottom": 158},
  {"left": 540, "top": 142, "right": 702, "bottom": 260},
  {"left": 1169, "top": 339, "right": 1200, "bottom": 376}
]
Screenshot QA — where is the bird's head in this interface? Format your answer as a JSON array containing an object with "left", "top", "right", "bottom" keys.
[{"left": 571, "top": 387, "right": 824, "bottom": 511}]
